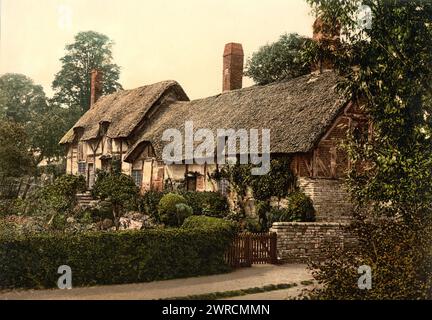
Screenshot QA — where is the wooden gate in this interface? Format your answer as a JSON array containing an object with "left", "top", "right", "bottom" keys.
[{"left": 225, "top": 232, "right": 278, "bottom": 267}]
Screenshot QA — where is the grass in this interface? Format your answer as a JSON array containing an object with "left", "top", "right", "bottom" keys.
[{"left": 164, "top": 282, "right": 299, "bottom": 300}]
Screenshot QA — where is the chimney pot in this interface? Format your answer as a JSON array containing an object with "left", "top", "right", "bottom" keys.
[
  {"left": 90, "top": 69, "right": 103, "bottom": 108},
  {"left": 223, "top": 43, "right": 244, "bottom": 92}
]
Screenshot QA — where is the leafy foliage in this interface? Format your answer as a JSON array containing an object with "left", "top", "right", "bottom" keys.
[
  {"left": 307, "top": 220, "right": 432, "bottom": 299},
  {"left": 218, "top": 157, "right": 298, "bottom": 229},
  {"left": 305, "top": 0, "right": 432, "bottom": 299},
  {"left": 180, "top": 191, "right": 229, "bottom": 217},
  {"left": 0, "top": 226, "right": 235, "bottom": 289},
  {"left": 91, "top": 172, "right": 139, "bottom": 228},
  {"left": 245, "top": 33, "right": 312, "bottom": 85},
  {"left": 52, "top": 31, "right": 122, "bottom": 113},
  {"left": 0, "top": 73, "right": 47, "bottom": 123},
  {"left": 0, "top": 73, "right": 67, "bottom": 166},
  {"left": 182, "top": 215, "right": 237, "bottom": 234},
  {"left": 0, "top": 120, "right": 33, "bottom": 180},
  {"left": 267, "top": 191, "right": 316, "bottom": 226},
  {"left": 158, "top": 193, "right": 190, "bottom": 227},
  {"left": 34, "top": 174, "right": 86, "bottom": 215},
  {"left": 138, "top": 190, "right": 166, "bottom": 219}
]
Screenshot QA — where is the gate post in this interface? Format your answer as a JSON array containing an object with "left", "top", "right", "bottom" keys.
[{"left": 270, "top": 232, "right": 278, "bottom": 264}]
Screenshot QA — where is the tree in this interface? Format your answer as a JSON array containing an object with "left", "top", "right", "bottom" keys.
[
  {"left": 91, "top": 172, "right": 139, "bottom": 229},
  {"left": 244, "top": 33, "right": 312, "bottom": 85},
  {"left": 0, "top": 74, "right": 66, "bottom": 167},
  {"left": 52, "top": 31, "right": 122, "bottom": 114},
  {"left": 0, "top": 74, "right": 47, "bottom": 123},
  {"left": 0, "top": 119, "right": 33, "bottom": 185},
  {"left": 27, "top": 107, "right": 68, "bottom": 166},
  {"left": 305, "top": 0, "right": 432, "bottom": 299}
]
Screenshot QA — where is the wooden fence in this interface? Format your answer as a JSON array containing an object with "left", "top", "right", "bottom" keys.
[{"left": 225, "top": 232, "right": 278, "bottom": 268}]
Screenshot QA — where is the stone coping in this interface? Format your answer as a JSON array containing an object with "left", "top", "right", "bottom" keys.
[{"left": 271, "top": 222, "right": 350, "bottom": 227}]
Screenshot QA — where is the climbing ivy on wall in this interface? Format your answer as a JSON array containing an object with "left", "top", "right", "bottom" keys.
[{"left": 214, "top": 157, "right": 297, "bottom": 228}]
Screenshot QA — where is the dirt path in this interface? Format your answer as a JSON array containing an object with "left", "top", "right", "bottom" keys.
[{"left": 0, "top": 264, "right": 311, "bottom": 300}]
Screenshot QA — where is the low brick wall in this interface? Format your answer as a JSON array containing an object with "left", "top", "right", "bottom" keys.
[{"left": 270, "top": 222, "right": 356, "bottom": 263}]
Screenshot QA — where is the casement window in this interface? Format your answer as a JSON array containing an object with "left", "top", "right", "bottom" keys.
[
  {"left": 132, "top": 170, "right": 143, "bottom": 187},
  {"left": 77, "top": 143, "right": 85, "bottom": 161},
  {"left": 78, "top": 162, "right": 86, "bottom": 175}
]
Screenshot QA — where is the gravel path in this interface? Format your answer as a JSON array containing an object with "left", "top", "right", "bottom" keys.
[{"left": 0, "top": 264, "right": 311, "bottom": 300}]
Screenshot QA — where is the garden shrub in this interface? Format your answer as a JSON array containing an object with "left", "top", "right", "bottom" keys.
[
  {"left": 243, "top": 217, "right": 264, "bottom": 233},
  {"left": 158, "top": 193, "right": 189, "bottom": 227},
  {"left": 182, "top": 215, "right": 237, "bottom": 234},
  {"left": 307, "top": 219, "right": 432, "bottom": 299},
  {"left": 0, "top": 224, "right": 235, "bottom": 289},
  {"left": 139, "top": 190, "right": 166, "bottom": 221},
  {"left": 180, "top": 191, "right": 229, "bottom": 217},
  {"left": 263, "top": 191, "right": 315, "bottom": 228},
  {"left": 27, "top": 174, "right": 86, "bottom": 217},
  {"left": 174, "top": 203, "right": 193, "bottom": 226},
  {"left": 286, "top": 191, "right": 315, "bottom": 222},
  {"left": 91, "top": 172, "right": 139, "bottom": 228},
  {"left": 0, "top": 198, "right": 27, "bottom": 217}
]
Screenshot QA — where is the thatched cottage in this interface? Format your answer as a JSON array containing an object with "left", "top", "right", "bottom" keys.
[{"left": 59, "top": 21, "right": 367, "bottom": 222}]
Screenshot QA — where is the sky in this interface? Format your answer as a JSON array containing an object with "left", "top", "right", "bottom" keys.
[{"left": 0, "top": 0, "right": 314, "bottom": 100}]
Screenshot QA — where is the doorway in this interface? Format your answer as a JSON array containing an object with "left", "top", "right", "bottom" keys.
[{"left": 87, "top": 163, "right": 95, "bottom": 189}]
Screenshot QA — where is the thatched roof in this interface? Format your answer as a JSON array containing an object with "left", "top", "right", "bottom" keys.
[
  {"left": 59, "top": 80, "right": 189, "bottom": 144},
  {"left": 125, "top": 71, "right": 346, "bottom": 162}
]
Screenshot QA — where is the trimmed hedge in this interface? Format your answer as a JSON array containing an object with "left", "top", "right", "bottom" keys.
[{"left": 0, "top": 226, "right": 234, "bottom": 289}]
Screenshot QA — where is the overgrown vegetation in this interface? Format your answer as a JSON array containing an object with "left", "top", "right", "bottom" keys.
[
  {"left": 215, "top": 157, "right": 313, "bottom": 231},
  {"left": 304, "top": 0, "right": 432, "bottom": 299}
]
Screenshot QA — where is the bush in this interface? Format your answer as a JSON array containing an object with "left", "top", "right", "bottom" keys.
[
  {"left": 91, "top": 172, "right": 139, "bottom": 228},
  {"left": 0, "top": 198, "right": 27, "bottom": 217},
  {"left": 180, "top": 191, "right": 229, "bottom": 217},
  {"left": 0, "top": 225, "right": 235, "bottom": 289},
  {"left": 182, "top": 215, "right": 237, "bottom": 234},
  {"left": 307, "top": 220, "right": 432, "bottom": 299},
  {"left": 286, "top": 191, "right": 315, "bottom": 222},
  {"left": 243, "top": 217, "right": 264, "bottom": 233},
  {"left": 265, "top": 192, "right": 315, "bottom": 228},
  {"left": 28, "top": 174, "right": 86, "bottom": 216},
  {"left": 158, "top": 193, "right": 189, "bottom": 227},
  {"left": 267, "top": 207, "right": 301, "bottom": 224},
  {"left": 139, "top": 190, "right": 166, "bottom": 221}
]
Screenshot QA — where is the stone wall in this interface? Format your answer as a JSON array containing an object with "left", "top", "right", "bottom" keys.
[
  {"left": 270, "top": 222, "right": 356, "bottom": 263},
  {"left": 298, "top": 177, "right": 353, "bottom": 222}
]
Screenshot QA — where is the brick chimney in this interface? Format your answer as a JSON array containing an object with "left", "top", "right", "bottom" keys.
[
  {"left": 90, "top": 69, "right": 103, "bottom": 108},
  {"left": 223, "top": 43, "right": 244, "bottom": 92},
  {"left": 312, "top": 17, "right": 341, "bottom": 72}
]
